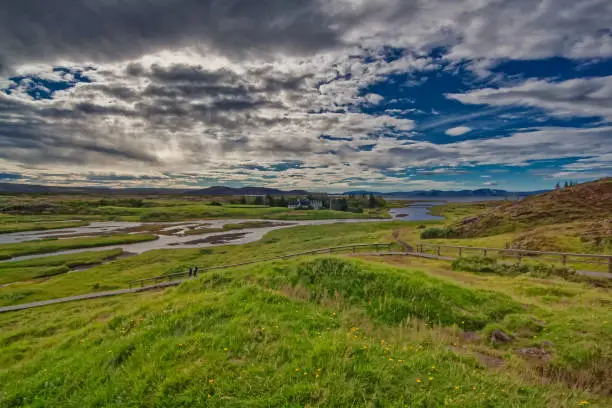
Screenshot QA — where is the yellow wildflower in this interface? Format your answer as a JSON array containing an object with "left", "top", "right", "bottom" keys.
[
  {"left": 208, "top": 379, "right": 215, "bottom": 384},
  {"left": 579, "top": 402, "right": 589, "bottom": 406},
  {"left": 416, "top": 378, "right": 421, "bottom": 383}
]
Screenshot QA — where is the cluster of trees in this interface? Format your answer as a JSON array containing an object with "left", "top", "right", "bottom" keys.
[
  {"left": 225, "top": 193, "right": 387, "bottom": 212},
  {"left": 343, "top": 194, "right": 387, "bottom": 211},
  {"left": 555, "top": 180, "right": 579, "bottom": 189},
  {"left": 225, "top": 195, "right": 290, "bottom": 207}
]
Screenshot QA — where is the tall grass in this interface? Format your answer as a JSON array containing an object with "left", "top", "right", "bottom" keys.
[{"left": 0, "top": 257, "right": 602, "bottom": 407}]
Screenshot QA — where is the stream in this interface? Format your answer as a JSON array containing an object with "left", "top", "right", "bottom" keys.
[{"left": 0, "top": 202, "right": 443, "bottom": 263}]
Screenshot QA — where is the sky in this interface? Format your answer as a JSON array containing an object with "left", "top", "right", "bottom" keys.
[{"left": 0, "top": 0, "right": 611, "bottom": 193}]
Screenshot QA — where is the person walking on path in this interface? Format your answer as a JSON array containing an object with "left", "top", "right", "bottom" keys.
[
  {"left": 188, "top": 267, "right": 192, "bottom": 277},
  {"left": 193, "top": 266, "right": 198, "bottom": 277}
]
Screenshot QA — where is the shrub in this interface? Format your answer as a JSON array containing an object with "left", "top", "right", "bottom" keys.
[
  {"left": 287, "top": 257, "right": 520, "bottom": 330},
  {"left": 420, "top": 227, "right": 459, "bottom": 239},
  {"left": 452, "top": 256, "right": 579, "bottom": 280}
]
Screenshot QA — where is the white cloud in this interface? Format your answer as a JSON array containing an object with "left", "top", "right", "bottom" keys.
[
  {"left": 1, "top": 0, "right": 611, "bottom": 189},
  {"left": 445, "top": 126, "right": 472, "bottom": 136},
  {"left": 446, "top": 76, "right": 612, "bottom": 121}
]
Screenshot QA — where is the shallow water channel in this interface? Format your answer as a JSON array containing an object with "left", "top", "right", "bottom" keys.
[{"left": 0, "top": 202, "right": 443, "bottom": 263}]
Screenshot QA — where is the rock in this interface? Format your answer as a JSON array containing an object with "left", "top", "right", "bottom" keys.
[
  {"left": 462, "top": 331, "right": 481, "bottom": 342},
  {"left": 476, "top": 352, "right": 505, "bottom": 368},
  {"left": 490, "top": 329, "right": 513, "bottom": 344},
  {"left": 516, "top": 347, "right": 551, "bottom": 361}
]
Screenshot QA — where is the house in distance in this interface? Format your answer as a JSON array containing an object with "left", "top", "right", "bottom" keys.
[{"left": 288, "top": 198, "right": 324, "bottom": 210}]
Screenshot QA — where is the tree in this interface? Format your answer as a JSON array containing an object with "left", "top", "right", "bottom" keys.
[
  {"left": 555, "top": 182, "right": 560, "bottom": 189},
  {"left": 240, "top": 196, "right": 247, "bottom": 205},
  {"left": 564, "top": 181, "right": 568, "bottom": 188},
  {"left": 254, "top": 196, "right": 265, "bottom": 205},
  {"left": 368, "top": 194, "right": 377, "bottom": 209},
  {"left": 337, "top": 198, "right": 349, "bottom": 211},
  {"left": 265, "top": 194, "right": 274, "bottom": 207}
]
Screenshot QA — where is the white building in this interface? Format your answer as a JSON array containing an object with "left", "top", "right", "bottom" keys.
[{"left": 288, "top": 198, "right": 324, "bottom": 210}]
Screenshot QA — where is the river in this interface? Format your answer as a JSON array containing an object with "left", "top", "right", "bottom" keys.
[{"left": 1, "top": 201, "right": 451, "bottom": 262}]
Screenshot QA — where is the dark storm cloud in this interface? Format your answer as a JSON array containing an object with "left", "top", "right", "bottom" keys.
[
  {"left": 0, "top": 0, "right": 343, "bottom": 73},
  {"left": 0, "top": 93, "right": 159, "bottom": 165}
]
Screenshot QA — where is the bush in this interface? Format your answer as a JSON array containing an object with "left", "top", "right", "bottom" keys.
[
  {"left": 452, "top": 256, "right": 578, "bottom": 279},
  {"left": 420, "top": 227, "right": 459, "bottom": 239},
  {"left": 287, "top": 257, "right": 521, "bottom": 330}
]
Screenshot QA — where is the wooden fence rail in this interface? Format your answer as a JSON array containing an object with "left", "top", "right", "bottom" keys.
[
  {"left": 128, "top": 243, "right": 394, "bottom": 288},
  {"left": 416, "top": 243, "right": 612, "bottom": 273}
]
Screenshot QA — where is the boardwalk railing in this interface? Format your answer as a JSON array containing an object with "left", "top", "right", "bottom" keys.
[
  {"left": 416, "top": 243, "right": 612, "bottom": 273},
  {"left": 128, "top": 243, "right": 394, "bottom": 288}
]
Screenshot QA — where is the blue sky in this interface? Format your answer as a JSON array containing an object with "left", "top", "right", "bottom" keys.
[{"left": 0, "top": 0, "right": 611, "bottom": 192}]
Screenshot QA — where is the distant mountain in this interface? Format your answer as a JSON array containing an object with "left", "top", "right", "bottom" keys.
[
  {"left": 0, "top": 182, "right": 190, "bottom": 195},
  {"left": 192, "top": 186, "right": 309, "bottom": 196},
  {"left": 343, "top": 188, "right": 549, "bottom": 197},
  {"left": 0, "top": 182, "right": 310, "bottom": 196}
]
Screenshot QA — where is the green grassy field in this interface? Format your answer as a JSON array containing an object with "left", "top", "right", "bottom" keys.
[
  {"left": 0, "top": 195, "right": 390, "bottom": 223},
  {"left": 0, "top": 190, "right": 610, "bottom": 407},
  {"left": 0, "top": 234, "right": 156, "bottom": 261},
  {"left": 0, "top": 249, "right": 124, "bottom": 285},
  {"left": 0, "top": 219, "right": 90, "bottom": 234},
  {"left": 0, "top": 221, "right": 409, "bottom": 306},
  {"left": 0, "top": 255, "right": 609, "bottom": 407}
]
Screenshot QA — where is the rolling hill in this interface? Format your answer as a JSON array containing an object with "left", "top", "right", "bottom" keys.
[{"left": 454, "top": 178, "right": 612, "bottom": 237}]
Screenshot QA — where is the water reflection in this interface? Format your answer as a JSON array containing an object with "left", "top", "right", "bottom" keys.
[{"left": 389, "top": 202, "right": 445, "bottom": 221}]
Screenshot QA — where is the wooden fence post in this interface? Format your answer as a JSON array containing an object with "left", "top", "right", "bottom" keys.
[
  {"left": 458, "top": 247, "right": 462, "bottom": 257},
  {"left": 437, "top": 246, "right": 441, "bottom": 256},
  {"left": 608, "top": 256, "right": 612, "bottom": 274},
  {"left": 561, "top": 254, "right": 567, "bottom": 265},
  {"left": 483, "top": 249, "right": 487, "bottom": 257}
]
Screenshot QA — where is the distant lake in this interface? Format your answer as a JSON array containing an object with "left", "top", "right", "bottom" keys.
[
  {"left": 387, "top": 196, "right": 523, "bottom": 203},
  {"left": 388, "top": 196, "right": 523, "bottom": 220},
  {"left": 389, "top": 202, "right": 445, "bottom": 221}
]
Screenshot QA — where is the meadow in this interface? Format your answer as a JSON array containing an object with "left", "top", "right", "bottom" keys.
[
  {"left": 0, "top": 254, "right": 609, "bottom": 407},
  {"left": 0, "top": 195, "right": 390, "bottom": 226},
  {"left": 0, "top": 188, "right": 610, "bottom": 407}
]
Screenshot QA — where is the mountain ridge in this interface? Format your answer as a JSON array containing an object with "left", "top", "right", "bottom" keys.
[{"left": 343, "top": 188, "right": 549, "bottom": 197}]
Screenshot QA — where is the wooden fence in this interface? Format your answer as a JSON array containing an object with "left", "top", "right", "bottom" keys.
[
  {"left": 416, "top": 243, "right": 612, "bottom": 273},
  {"left": 128, "top": 243, "right": 394, "bottom": 288}
]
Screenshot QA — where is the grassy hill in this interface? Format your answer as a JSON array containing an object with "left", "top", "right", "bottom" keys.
[
  {"left": 1, "top": 256, "right": 610, "bottom": 407},
  {"left": 454, "top": 178, "right": 612, "bottom": 238}
]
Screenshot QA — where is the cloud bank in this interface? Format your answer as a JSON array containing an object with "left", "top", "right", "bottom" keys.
[{"left": 0, "top": 0, "right": 611, "bottom": 191}]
